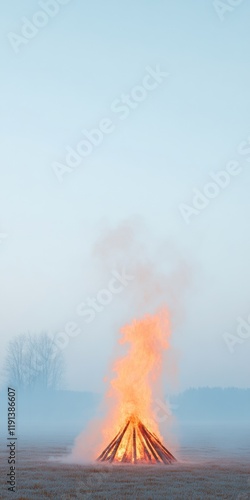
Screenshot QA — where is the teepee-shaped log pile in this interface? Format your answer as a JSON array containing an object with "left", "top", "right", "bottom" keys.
[{"left": 97, "top": 415, "right": 176, "bottom": 464}]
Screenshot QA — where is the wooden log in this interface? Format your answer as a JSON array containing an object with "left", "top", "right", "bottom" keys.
[
  {"left": 142, "top": 426, "right": 174, "bottom": 463},
  {"left": 141, "top": 423, "right": 176, "bottom": 462},
  {"left": 138, "top": 424, "right": 160, "bottom": 463},
  {"left": 150, "top": 434, "right": 176, "bottom": 462},
  {"left": 133, "top": 426, "right": 137, "bottom": 463},
  {"left": 146, "top": 427, "right": 176, "bottom": 458},
  {"left": 140, "top": 424, "right": 174, "bottom": 464},
  {"left": 97, "top": 428, "right": 123, "bottom": 462},
  {"left": 137, "top": 426, "right": 151, "bottom": 461},
  {"left": 121, "top": 431, "right": 132, "bottom": 462},
  {"left": 148, "top": 439, "right": 172, "bottom": 464},
  {"left": 108, "top": 420, "right": 130, "bottom": 463}
]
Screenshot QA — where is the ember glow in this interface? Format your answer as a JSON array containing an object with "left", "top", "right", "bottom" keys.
[{"left": 97, "top": 309, "right": 176, "bottom": 464}]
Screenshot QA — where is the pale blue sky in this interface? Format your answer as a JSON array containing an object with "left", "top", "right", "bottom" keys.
[{"left": 0, "top": 0, "right": 250, "bottom": 392}]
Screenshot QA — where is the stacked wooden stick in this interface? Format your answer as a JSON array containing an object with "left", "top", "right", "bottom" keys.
[{"left": 97, "top": 416, "right": 176, "bottom": 464}]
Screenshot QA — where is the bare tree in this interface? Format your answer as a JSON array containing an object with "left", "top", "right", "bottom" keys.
[
  {"left": 4, "top": 332, "right": 64, "bottom": 390},
  {"left": 4, "top": 334, "right": 27, "bottom": 388}
]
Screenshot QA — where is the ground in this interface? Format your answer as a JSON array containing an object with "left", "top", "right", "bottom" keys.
[{"left": 0, "top": 441, "right": 249, "bottom": 500}]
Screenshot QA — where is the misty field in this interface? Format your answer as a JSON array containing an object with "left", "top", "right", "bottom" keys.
[{"left": 0, "top": 437, "right": 249, "bottom": 500}]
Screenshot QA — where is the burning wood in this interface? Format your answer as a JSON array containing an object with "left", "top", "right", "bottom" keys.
[{"left": 97, "top": 415, "right": 176, "bottom": 464}]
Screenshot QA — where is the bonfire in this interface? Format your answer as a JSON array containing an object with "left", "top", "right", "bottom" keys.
[
  {"left": 97, "top": 414, "right": 176, "bottom": 464},
  {"left": 97, "top": 310, "right": 177, "bottom": 465}
]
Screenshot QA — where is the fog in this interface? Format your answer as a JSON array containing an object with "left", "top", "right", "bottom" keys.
[{"left": 1, "top": 1, "right": 250, "bottom": 394}]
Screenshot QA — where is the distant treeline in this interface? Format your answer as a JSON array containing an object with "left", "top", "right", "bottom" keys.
[
  {"left": 0, "top": 388, "right": 249, "bottom": 439},
  {"left": 170, "top": 387, "right": 250, "bottom": 422}
]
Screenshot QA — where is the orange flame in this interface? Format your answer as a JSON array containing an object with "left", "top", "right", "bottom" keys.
[{"left": 99, "top": 308, "right": 171, "bottom": 462}]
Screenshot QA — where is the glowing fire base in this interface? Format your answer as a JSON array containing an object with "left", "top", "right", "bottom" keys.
[{"left": 97, "top": 416, "right": 176, "bottom": 464}]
